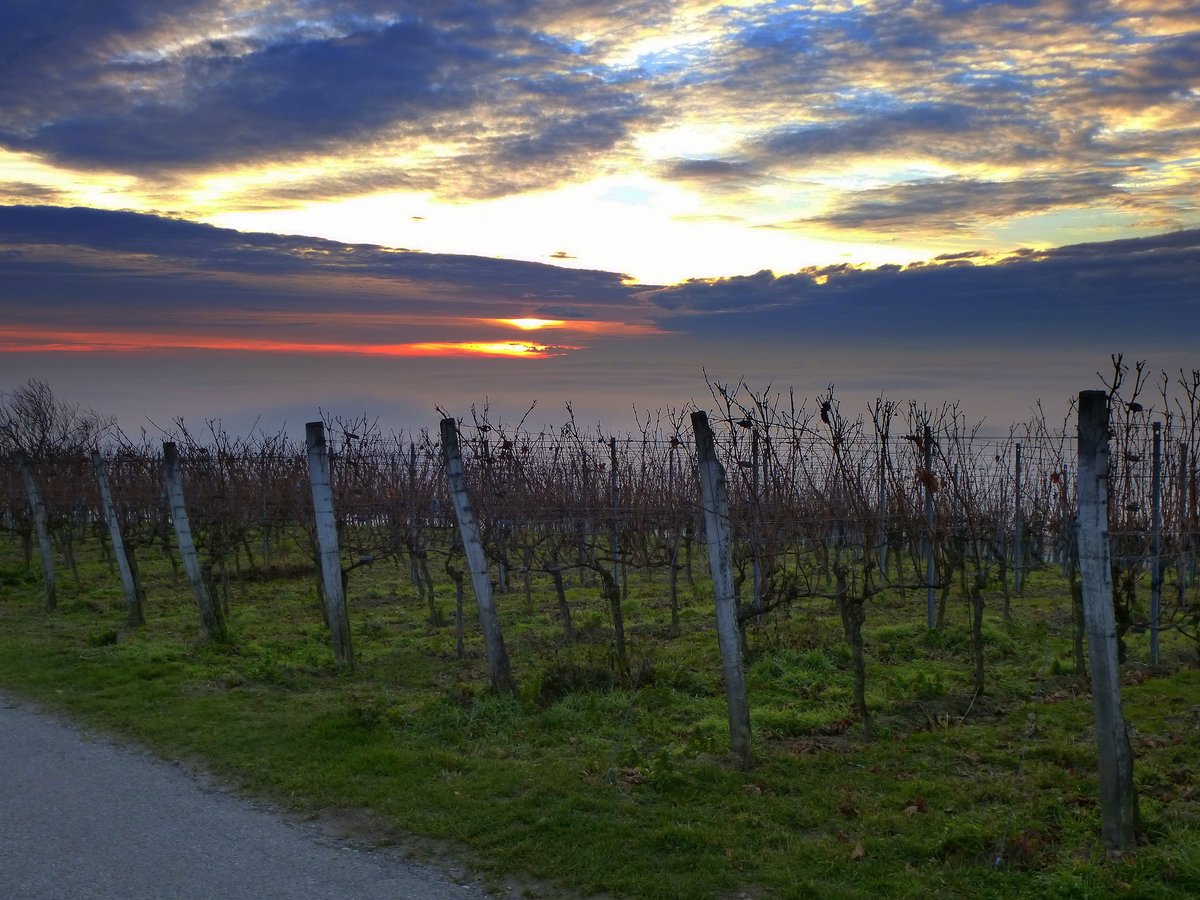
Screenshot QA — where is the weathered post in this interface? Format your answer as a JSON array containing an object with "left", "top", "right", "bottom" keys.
[
  {"left": 750, "top": 426, "right": 762, "bottom": 609},
  {"left": 609, "top": 436, "right": 621, "bottom": 592},
  {"left": 441, "top": 418, "right": 515, "bottom": 693},
  {"left": 14, "top": 451, "right": 56, "bottom": 611},
  {"left": 877, "top": 429, "right": 888, "bottom": 578},
  {"left": 162, "top": 442, "right": 227, "bottom": 641},
  {"left": 406, "top": 441, "right": 419, "bottom": 585},
  {"left": 92, "top": 451, "right": 144, "bottom": 626},
  {"left": 667, "top": 439, "right": 682, "bottom": 632},
  {"left": 1179, "top": 443, "right": 1190, "bottom": 607},
  {"left": 606, "top": 436, "right": 629, "bottom": 669},
  {"left": 692, "top": 411, "right": 753, "bottom": 768},
  {"left": 924, "top": 424, "right": 935, "bottom": 629},
  {"left": 1014, "top": 442, "right": 1024, "bottom": 595},
  {"left": 1076, "top": 390, "right": 1139, "bottom": 849},
  {"left": 305, "top": 422, "right": 354, "bottom": 672},
  {"left": 1150, "top": 422, "right": 1162, "bottom": 665}
]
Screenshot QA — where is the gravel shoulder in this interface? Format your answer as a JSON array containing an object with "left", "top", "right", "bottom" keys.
[{"left": 0, "top": 692, "right": 492, "bottom": 900}]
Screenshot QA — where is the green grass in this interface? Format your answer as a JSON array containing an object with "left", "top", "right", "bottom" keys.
[{"left": 1, "top": 534, "right": 1199, "bottom": 898}]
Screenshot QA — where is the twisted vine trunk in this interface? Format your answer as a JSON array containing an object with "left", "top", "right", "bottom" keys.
[{"left": 835, "top": 566, "right": 872, "bottom": 741}]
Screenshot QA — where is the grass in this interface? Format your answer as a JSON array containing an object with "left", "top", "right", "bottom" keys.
[{"left": 1, "top": 533, "right": 1199, "bottom": 898}]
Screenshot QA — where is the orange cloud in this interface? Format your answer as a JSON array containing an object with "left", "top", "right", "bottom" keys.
[{"left": 0, "top": 326, "right": 580, "bottom": 358}]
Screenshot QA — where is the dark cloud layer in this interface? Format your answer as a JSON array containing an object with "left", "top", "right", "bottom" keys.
[
  {"left": 4, "top": 204, "right": 1196, "bottom": 353},
  {"left": 641, "top": 227, "right": 1200, "bottom": 345},
  {"left": 0, "top": 205, "right": 654, "bottom": 338},
  {"left": 0, "top": 204, "right": 644, "bottom": 290}
]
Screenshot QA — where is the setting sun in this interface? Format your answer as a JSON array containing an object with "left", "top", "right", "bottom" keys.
[{"left": 494, "top": 318, "right": 567, "bottom": 331}]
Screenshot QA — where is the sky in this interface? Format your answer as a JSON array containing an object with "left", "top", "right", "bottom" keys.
[{"left": 1, "top": 1, "right": 1198, "bottom": 437}]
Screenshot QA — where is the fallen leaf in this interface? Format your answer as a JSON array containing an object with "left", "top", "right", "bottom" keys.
[{"left": 851, "top": 842, "right": 867, "bottom": 860}]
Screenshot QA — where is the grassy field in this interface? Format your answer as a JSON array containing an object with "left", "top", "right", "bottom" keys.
[{"left": 1, "top": 532, "right": 1199, "bottom": 898}]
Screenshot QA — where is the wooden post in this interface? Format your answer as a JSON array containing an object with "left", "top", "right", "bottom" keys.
[
  {"left": 408, "top": 441, "right": 420, "bottom": 586},
  {"left": 750, "top": 427, "right": 762, "bottom": 608},
  {"left": 692, "top": 411, "right": 753, "bottom": 768},
  {"left": 609, "top": 436, "right": 621, "bottom": 591},
  {"left": 1076, "top": 390, "right": 1139, "bottom": 849},
  {"left": 162, "top": 442, "right": 226, "bottom": 641},
  {"left": 924, "top": 425, "right": 935, "bottom": 628},
  {"left": 91, "top": 452, "right": 144, "bottom": 627},
  {"left": 1150, "top": 422, "right": 1162, "bottom": 665},
  {"left": 14, "top": 451, "right": 56, "bottom": 611},
  {"left": 877, "top": 429, "right": 888, "bottom": 578},
  {"left": 1179, "top": 443, "right": 1190, "bottom": 607},
  {"left": 305, "top": 422, "right": 354, "bottom": 672},
  {"left": 441, "top": 418, "right": 515, "bottom": 693},
  {"left": 1014, "top": 443, "right": 1024, "bottom": 595}
]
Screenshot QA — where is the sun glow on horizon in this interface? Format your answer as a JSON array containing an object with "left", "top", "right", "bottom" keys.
[{"left": 495, "top": 318, "right": 566, "bottom": 330}]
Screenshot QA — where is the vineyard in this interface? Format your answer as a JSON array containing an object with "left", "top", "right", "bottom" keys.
[{"left": 2, "top": 365, "right": 1200, "bottom": 897}]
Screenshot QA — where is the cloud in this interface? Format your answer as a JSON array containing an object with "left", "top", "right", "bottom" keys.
[
  {"left": 1, "top": 0, "right": 1198, "bottom": 275},
  {"left": 640, "top": 227, "right": 1200, "bottom": 346},
  {"left": 645, "top": 1, "right": 1200, "bottom": 237},
  {"left": 658, "top": 157, "right": 765, "bottom": 190},
  {"left": 13, "top": 18, "right": 486, "bottom": 167},
  {"left": 0, "top": 181, "right": 66, "bottom": 204},
  {"left": 798, "top": 172, "right": 1129, "bottom": 234},
  {"left": 758, "top": 103, "right": 978, "bottom": 162},
  {"left": 0, "top": 205, "right": 660, "bottom": 346},
  {"left": 0, "top": 3, "right": 660, "bottom": 203}
]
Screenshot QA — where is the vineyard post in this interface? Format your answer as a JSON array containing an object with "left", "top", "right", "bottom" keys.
[
  {"left": 258, "top": 466, "right": 271, "bottom": 571},
  {"left": 877, "top": 429, "right": 888, "bottom": 578},
  {"left": 1014, "top": 443, "right": 1024, "bottom": 595},
  {"left": 14, "top": 451, "right": 55, "bottom": 611},
  {"left": 441, "top": 418, "right": 516, "bottom": 693},
  {"left": 1192, "top": 444, "right": 1199, "bottom": 589},
  {"left": 609, "top": 436, "right": 621, "bottom": 594},
  {"left": 162, "top": 441, "right": 226, "bottom": 641},
  {"left": 91, "top": 451, "right": 144, "bottom": 626},
  {"left": 1076, "top": 390, "right": 1140, "bottom": 849},
  {"left": 751, "top": 426, "right": 762, "bottom": 608},
  {"left": 667, "top": 439, "right": 682, "bottom": 631},
  {"left": 1179, "top": 443, "right": 1189, "bottom": 606},
  {"left": 692, "top": 410, "right": 753, "bottom": 768},
  {"left": 304, "top": 422, "right": 354, "bottom": 673},
  {"left": 1150, "top": 422, "right": 1162, "bottom": 665},
  {"left": 924, "top": 424, "right": 935, "bottom": 628},
  {"left": 408, "top": 441, "right": 420, "bottom": 587}
]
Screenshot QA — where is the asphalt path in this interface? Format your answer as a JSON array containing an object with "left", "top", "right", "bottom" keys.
[{"left": 0, "top": 693, "right": 492, "bottom": 899}]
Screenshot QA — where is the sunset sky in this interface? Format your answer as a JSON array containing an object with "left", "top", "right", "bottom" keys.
[{"left": 2, "top": 1, "right": 1198, "bottom": 435}]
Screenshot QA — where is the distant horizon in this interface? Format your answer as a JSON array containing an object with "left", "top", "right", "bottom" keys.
[{"left": 2, "top": 205, "right": 1196, "bottom": 443}]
